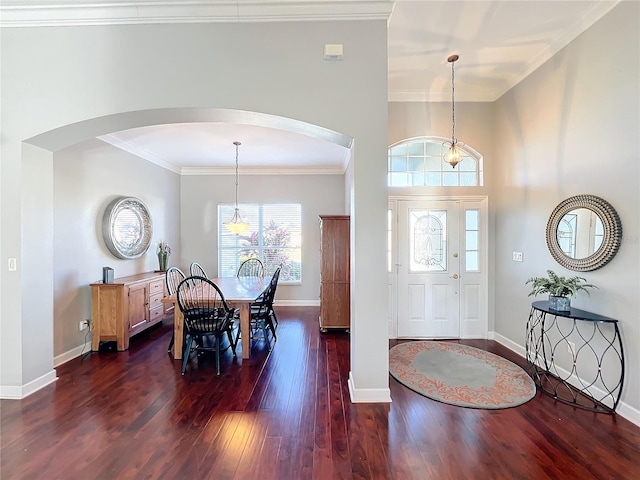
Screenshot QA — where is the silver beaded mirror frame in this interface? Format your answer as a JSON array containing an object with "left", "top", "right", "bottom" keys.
[
  {"left": 546, "top": 194, "right": 622, "bottom": 271},
  {"left": 102, "top": 196, "right": 153, "bottom": 259}
]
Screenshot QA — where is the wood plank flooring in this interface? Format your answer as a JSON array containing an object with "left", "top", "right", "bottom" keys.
[{"left": 2, "top": 306, "right": 639, "bottom": 479}]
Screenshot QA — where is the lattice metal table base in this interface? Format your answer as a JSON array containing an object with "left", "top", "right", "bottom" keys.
[{"left": 525, "top": 301, "right": 624, "bottom": 413}]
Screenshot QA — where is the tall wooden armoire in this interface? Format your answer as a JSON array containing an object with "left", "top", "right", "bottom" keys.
[{"left": 319, "top": 215, "right": 350, "bottom": 331}]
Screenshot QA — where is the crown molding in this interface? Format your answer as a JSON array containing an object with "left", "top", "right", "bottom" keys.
[
  {"left": 388, "top": 90, "right": 498, "bottom": 103},
  {"left": 99, "top": 133, "right": 347, "bottom": 176},
  {"left": 98, "top": 133, "right": 182, "bottom": 174},
  {"left": 181, "top": 166, "right": 346, "bottom": 175},
  {"left": 0, "top": 0, "right": 394, "bottom": 28}
]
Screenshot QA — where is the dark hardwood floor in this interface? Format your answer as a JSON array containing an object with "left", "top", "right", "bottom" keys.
[{"left": 2, "top": 306, "right": 639, "bottom": 479}]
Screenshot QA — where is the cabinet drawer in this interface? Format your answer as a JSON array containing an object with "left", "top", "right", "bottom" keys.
[
  {"left": 149, "top": 279, "right": 164, "bottom": 295},
  {"left": 149, "top": 292, "right": 164, "bottom": 310},
  {"left": 149, "top": 306, "right": 164, "bottom": 323}
]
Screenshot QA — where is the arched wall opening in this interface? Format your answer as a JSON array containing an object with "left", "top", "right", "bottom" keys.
[
  {"left": 1, "top": 17, "right": 391, "bottom": 404},
  {"left": 17, "top": 107, "right": 355, "bottom": 397}
]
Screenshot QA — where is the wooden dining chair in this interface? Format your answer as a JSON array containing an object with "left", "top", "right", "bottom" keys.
[
  {"left": 245, "top": 266, "right": 281, "bottom": 350},
  {"left": 237, "top": 258, "right": 265, "bottom": 278},
  {"left": 189, "top": 262, "right": 208, "bottom": 278},
  {"left": 231, "top": 267, "right": 280, "bottom": 352},
  {"left": 165, "top": 266, "right": 186, "bottom": 353},
  {"left": 176, "top": 276, "right": 236, "bottom": 375}
]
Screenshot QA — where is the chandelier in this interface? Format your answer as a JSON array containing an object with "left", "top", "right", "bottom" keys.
[
  {"left": 224, "top": 141, "right": 249, "bottom": 235},
  {"left": 443, "top": 54, "right": 465, "bottom": 168}
]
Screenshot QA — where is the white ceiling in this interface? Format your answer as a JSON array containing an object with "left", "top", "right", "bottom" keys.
[{"left": 2, "top": 0, "right": 620, "bottom": 172}]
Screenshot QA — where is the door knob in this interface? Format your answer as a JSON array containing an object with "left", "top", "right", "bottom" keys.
[{"left": 452, "top": 274, "right": 459, "bottom": 279}]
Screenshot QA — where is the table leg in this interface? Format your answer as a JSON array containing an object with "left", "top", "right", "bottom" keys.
[
  {"left": 173, "top": 305, "right": 184, "bottom": 360},
  {"left": 240, "top": 303, "right": 250, "bottom": 359}
]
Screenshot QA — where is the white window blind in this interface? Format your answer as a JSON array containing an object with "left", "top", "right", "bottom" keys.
[{"left": 218, "top": 203, "right": 302, "bottom": 283}]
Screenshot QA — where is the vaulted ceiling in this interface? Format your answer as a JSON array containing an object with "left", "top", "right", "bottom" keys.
[{"left": 1, "top": 0, "right": 620, "bottom": 171}]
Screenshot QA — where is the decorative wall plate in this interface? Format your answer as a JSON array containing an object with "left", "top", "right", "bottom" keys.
[{"left": 102, "top": 196, "right": 153, "bottom": 259}]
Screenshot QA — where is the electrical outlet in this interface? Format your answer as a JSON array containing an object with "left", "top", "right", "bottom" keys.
[
  {"left": 512, "top": 251, "right": 523, "bottom": 262},
  {"left": 79, "top": 320, "right": 90, "bottom": 331},
  {"left": 567, "top": 341, "right": 576, "bottom": 360}
]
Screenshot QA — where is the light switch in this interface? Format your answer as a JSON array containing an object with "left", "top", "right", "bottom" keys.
[
  {"left": 8, "top": 258, "right": 17, "bottom": 271},
  {"left": 512, "top": 252, "right": 523, "bottom": 262}
]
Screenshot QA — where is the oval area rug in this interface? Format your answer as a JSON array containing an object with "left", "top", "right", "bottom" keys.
[{"left": 389, "top": 341, "right": 536, "bottom": 409}]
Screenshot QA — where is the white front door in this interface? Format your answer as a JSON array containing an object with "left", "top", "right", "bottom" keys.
[{"left": 397, "top": 200, "right": 461, "bottom": 338}]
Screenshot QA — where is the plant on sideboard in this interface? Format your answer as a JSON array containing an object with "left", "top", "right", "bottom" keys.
[{"left": 525, "top": 270, "right": 597, "bottom": 311}]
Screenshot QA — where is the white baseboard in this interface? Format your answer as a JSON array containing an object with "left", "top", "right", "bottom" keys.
[
  {"left": 273, "top": 300, "right": 320, "bottom": 307},
  {"left": 348, "top": 371, "right": 392, "bottom": 403},
  {"left": 492, "top": 332, "right": 639, "bottom": 428},
  {"left": 54, "top": 341, "right": 92, "bottom": 367},
  {"left": 0, "top": 341, "right": 89, "bottom": 399},
  {"left": 616, "top": 401, "right": 640, "bottom": 426},
  {"left": 492, "top": 331, "right": 526, "bottom": 358},
  {"left": 0, "top": 369, "right": 58, "bottom": 399}
]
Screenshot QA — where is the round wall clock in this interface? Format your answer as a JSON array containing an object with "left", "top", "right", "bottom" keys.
[{"left": 102, "top": 196, "right": 153, "bottom": 259}]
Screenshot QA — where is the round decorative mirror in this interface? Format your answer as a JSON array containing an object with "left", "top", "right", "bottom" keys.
[
  {"left": 546, "top": 195, "right": 622, "bottom": 271},
  {"left": 102, "top": 196, "right": 153, "bottom": 259}
]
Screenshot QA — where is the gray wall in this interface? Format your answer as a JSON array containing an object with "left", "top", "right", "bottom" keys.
[
  {"left": 492, "top": 3, "right": 639, "bottom": 415},
  {"left": 53, "top": 139, "right": 181, "bottom": 358},
  {"left": 1, "top": 19, "right": 389, "bottom": 400},
  {"left": 180, "top": 174, "right": 345, "bottom": 303}
]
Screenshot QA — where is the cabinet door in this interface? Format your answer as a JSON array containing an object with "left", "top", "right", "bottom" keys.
[
  {"left": 320, "top": 282, "right": 350, "bottom": 328},
  {"left": 128, "top": 283, "right": 148, "bottom": 330},
  {"left": 320, "top": 218, "right": 350, "bottom": 282}
]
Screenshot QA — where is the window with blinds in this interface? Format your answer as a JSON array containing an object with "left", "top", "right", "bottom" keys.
[{"left": 218, "top": 203, "right": 302, "bottom": 283}]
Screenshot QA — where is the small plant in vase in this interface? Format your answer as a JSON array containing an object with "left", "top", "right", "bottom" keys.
[
  {"left": 157, "top": 241, "right": 171, "bottom": 272},
  {"left": 526, "top": 270, "right": 597, "bottom": 311}
]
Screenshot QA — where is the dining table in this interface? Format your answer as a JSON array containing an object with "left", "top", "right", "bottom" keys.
[{"left": 162, "top": 275, "right": 269, "bottom": 360}]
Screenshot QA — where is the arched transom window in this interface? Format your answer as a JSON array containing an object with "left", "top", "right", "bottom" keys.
[{"left": 388, "top": 137, "right": 483, "bottom": 187}]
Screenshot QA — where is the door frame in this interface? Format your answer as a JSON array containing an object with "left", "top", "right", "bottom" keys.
[{"left": 388, "top": 195, "right": 489, "bottom": 340}]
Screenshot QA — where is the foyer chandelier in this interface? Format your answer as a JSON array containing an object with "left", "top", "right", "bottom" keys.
[
  {"left": 443, "top": 54, "right": 465, "bottom": 168},
  {"left": 224, "top": 141, "right": 249, "bottom": 235}
]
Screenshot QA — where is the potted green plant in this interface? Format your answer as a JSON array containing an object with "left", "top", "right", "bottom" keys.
[{"left": 525, "top": 270, "right": 597, "bottom": 311}]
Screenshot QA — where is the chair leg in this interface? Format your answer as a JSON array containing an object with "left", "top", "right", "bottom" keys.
[
  {"left": 266, "top": 318, "right": 277, "bottom": 340},
  {"left": 214, "top": 336, "right": 221, "bottom": 376},
  {"left": 270, "top": 308, "right": 278, "bottom": 328},
  {"left": 181, "top": 336, "right": 193, "bottom": 375},
  {"left": 227, "top": 329, "right": 237, "bottom": 357},
  {"left": 167, "top": 333, "right": 175, "bottom": 353},
  {"left": 233, "top": 322, "right": 241, "bottom": 350},
  {"left": 261, "top": 323, "right": 271, "bottom": 351}
]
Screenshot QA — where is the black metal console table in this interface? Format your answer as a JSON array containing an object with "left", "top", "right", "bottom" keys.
[{"left": 525, "top": 301, "right": 624, "bottom": 413}]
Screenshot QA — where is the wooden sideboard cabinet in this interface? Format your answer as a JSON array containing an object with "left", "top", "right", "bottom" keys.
[
  {"left": 90, "top": 271, "right": 168, "bottom": 351},
  {"left": 319, "top": 215, "right": 350, "bottom": 331}
]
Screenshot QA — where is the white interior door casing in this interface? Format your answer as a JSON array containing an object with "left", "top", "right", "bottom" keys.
[
  {"left": 390, "top": 196, "right": 488, "bottom": 339},
  {"left": 387, "top": 201, "right": 397, "bottom": 338}
]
